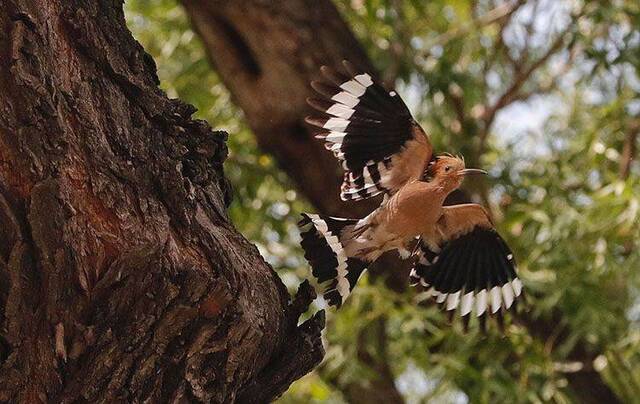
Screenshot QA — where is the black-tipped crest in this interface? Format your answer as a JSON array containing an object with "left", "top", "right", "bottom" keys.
[{"left": 421, "top": 155, "right": 439, "bottom": 182}]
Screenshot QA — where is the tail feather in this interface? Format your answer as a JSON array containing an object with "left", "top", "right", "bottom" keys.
[{"left": 299, "top": 213, "right": 368, "bottom": 307}]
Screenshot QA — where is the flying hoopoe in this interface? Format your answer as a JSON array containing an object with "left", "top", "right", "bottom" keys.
[{"left": 299, "top": 61, "right": 523, "bottom": 323}]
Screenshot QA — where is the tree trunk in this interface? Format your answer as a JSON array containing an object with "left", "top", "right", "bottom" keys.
[
  {"left": 0, "top": 1, "right": 323, "bottom": 403},
  {"left": 180, "top": 1, "right": 622, "bottom": 403}
]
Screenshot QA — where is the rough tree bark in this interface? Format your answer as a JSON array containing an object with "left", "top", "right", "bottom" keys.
[
  {"left": 180, "top": 1, "right": 622, "bottom": 403},
  {"left": 0, "top": 1, "right": 323, "bottom": 403}
]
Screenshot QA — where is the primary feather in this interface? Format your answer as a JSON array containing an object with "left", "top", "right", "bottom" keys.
[{"left": 306, "top": 60, "right": 433, "bottom": 201}]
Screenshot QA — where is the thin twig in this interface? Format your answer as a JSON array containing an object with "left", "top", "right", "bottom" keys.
[
  {"left": 384, "top": 0, "right": 408, "bottom": 84},
  {"left": 423, "top": 0, "right": 524, "bottom": 50},
  {"left": 479, "top": 18, "right": 579, "bottom": 150},
  {"left": 483, "top": 0, "right": 526, "bottom": 77},
  {"left": 620, "top": 120, "right": 639, "bottom": 180},
  {"left": 485, "top": 30, "right": 568, "bottom": 124}
]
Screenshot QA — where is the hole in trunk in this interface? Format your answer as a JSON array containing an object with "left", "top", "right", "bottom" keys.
[
  {"left": 214, "top": 16, "right": 261, "bottom": 78},
  {"left": 289, "top": 121, "right": 308, "bottom": 141},
  {"left": 0, "top": 334, "right": 10, "bottom": 363}
]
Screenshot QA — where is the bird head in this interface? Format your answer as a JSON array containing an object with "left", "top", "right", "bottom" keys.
[{"left": 425, "top": 154, "right": 486, "bottom": 192}]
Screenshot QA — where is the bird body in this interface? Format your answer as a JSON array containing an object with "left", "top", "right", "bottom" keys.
[
  {"left": 342, "top": 177, "right": 449, "bottom": 261},
  {"left": 299, "top": 61, "right": 523, "bottom": 323}
]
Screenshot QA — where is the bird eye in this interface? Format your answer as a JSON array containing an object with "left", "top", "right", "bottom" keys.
[{"left": 444, "top": 166, "right": 452, "bottom": 172}]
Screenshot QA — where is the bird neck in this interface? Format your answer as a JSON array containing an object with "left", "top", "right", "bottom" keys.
[{"left": 431, "top": 177, "right": 461, "bottom": 199}]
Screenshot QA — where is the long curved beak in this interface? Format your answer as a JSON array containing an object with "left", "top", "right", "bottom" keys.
[{"left": 458, "top": 168, "right": 487, "bottom": 176}]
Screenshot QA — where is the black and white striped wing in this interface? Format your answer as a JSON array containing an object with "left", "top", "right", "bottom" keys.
[
  {"left": 410, "top": 205, "right": 523, "bottom": 322},
  {"left": 306, "top": 61, "right": 432, "bottom": 201}
]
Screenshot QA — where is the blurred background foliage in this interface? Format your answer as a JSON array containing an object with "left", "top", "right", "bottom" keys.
[{"left": 125, "top": 0, "right": 639, "bottom": 402}]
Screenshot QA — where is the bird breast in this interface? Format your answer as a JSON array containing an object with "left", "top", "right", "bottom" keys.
[{"left": 379, "top": 180, "right": 446, "bottom": 239}]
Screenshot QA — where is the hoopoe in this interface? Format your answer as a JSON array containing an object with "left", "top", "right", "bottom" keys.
[{"left": 299, "top": 61, "right": 523, "bottom": 324}]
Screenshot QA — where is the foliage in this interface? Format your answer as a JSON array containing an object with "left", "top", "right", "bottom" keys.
[{"left": 126, "top": 0, "right": 639, "bottom": 402}]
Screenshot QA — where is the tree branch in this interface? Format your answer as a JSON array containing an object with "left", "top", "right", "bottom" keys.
[
  {"left": 424, "top": 0, "right": 525, "bottom": 50},
  {"left": 619, "top": 119, "right": 639, "bottom": 180},
  {"left": 484, "top": 30, "right": 567, "bottom": 126},
  {"left": 483, "top": 0, "right": 527, "bottom": 77},
  {"left": 479, "top": 14, "right": 579, "bottom": 150}
]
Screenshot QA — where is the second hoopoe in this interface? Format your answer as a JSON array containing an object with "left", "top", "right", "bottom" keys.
[{"left": 299, "top": 61, "right": 523, "bottom": 325}]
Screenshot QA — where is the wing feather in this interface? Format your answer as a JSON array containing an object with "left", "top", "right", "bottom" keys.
[
  {"left": 306, "top": 61, "right": 432, "bottom": 201},
  {"left": 409, "top": 204, "right": 524, "bottom": 325}
]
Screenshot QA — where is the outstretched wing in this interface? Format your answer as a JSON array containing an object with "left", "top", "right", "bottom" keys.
[
  {"left": 306, "top": 61, "right": 432, "bottom": 201},
  {"left": 409, "top": 204, "right": 523, "bottom": 322}
]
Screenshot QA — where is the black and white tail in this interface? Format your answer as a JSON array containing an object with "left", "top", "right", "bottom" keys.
[{"left": 299, "top": 213, "right": 368, "bottom": 307}]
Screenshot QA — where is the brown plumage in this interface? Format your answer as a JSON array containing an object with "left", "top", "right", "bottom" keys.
[{"left": 299, "top": 61, "right": 523, "bottom": 322}]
